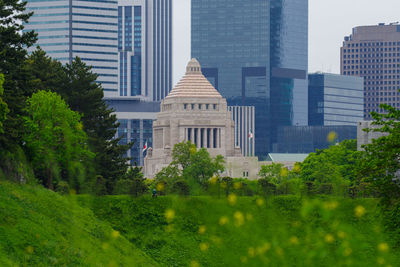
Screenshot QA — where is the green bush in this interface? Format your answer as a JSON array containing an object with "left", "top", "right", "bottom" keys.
[{"left": 172, "top": 180, "right": 190, "bottom": 196}]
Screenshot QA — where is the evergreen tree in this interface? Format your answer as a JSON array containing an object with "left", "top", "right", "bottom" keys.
[
  {"left": 0, "top": 0, "right": 37, "bottom": 150},
  {"left": 58, "top": 58, "right": 131, "bottom": 193}
]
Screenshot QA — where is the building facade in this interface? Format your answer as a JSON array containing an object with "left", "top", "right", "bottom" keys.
[
  {"left": 341, "top": 23, "right": 400, "bottom": 120},
  {"left": 191, "top": 0, "right": 271, "bottom": 158},
  {"left": 24, "top": 0, "right": 119, "bottom": 93},
  {"left": 116, "top": 0, "right": 172, "bottom": 100},
  {"left": 191, "top": 0, "right": 308, "bottom": 158},
  {"left": 106, "top": 99, "right": 159, "bottom": 165},
  {"left": 272, "top": 125, "right": 357, "bottom": 153},
  {"left": 144, "top": 59, "right": 243, "bottom": 177},
  {"left": 308, "top": 73, "right": 364, "bottom": 126},
  {"left": 229, "top": 106, "right": 255, "bottom": 157},
  {"left": 270, "top": 0, "right": 309, "bottom": 142}
]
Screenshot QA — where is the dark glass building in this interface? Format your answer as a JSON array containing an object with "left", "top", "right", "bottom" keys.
[
  {"left": 272, "top": 125, "right": 357, "bottom": 153},
  {"left": 270, "top": 0, "right": 308, "bottom": 130},
  {"left": 308, "top": 73, "right": 364, "bottom": 126},
  {"left": 191, "top": 0, "right": 308, "bottom": 158}
]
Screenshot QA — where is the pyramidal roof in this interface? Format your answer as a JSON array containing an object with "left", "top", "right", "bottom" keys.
[{"left": 165, "top": 58, "right": 223, "bottom": 99}]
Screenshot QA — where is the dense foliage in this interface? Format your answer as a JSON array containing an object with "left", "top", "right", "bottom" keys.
[{"left": 23, "top": 91, "right": 93, "bottom": 190}]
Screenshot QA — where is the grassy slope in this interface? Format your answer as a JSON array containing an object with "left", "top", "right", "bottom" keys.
[
  {"left": 0, "top": 182, "right": 157, "bottom": 266},
  {"left": 78, "top": 195, "right": 400, "bottom": 267}
]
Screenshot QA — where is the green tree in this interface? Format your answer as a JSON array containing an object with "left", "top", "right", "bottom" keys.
[
  {"left": 23, "top": 91, "right": 93, "bottom": 190},
  {"left": 114, "top": 166, "right": 148, "bottom": 196},
  {"left": 258, "top": 163, "right": 287, "bottom": 184},
  {"left": 357, "top": 105, "right": 400, "bottom": 201},
  {"left": 154, "top": 165, "right": 181, "bottom": 194},
  {"left": 299, "top": 140, "right": 358, "bottom": 195},
  {"left": 0, "top": 74, "right": 8, "bottom": 133},
  {"left": 184, "top": 148, "right": 225, "bottom": 185},
  {"left": 24, "top": 48, "right": 65, "bottom": 92},
  {"left": 58, "top": 57, "right": 131, "bottom": 193},
  {"left": 0, "top": 0, "right": 37, "bottom": 149},
  {"left": 172, "top": 141, "right": 196, "bottom": 170}
]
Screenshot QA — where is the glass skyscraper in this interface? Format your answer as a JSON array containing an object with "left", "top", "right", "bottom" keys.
[
  {"left": 192, "top": 0, "right": 270, "bottom": 158},
  {"left": 24, "top": 0, "right": 119, "bottom": 93},
  {"left": 110, "top": 0, "right": 172, "bottom": 165},
  {"left": 116, "top": 0, "right": 172, "bottom": 101},
  {"left": 308, "top": 73, "right": 364, "bottom": 126},
  {"left": 191, "top": 0, "right": 308, "bottom": 158}
]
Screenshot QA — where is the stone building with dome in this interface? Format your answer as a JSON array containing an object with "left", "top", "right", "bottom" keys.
[{"left": 144, "top": 59, "right": 304, "bottom": 179}]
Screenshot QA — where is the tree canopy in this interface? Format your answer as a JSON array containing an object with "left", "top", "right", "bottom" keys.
[{"left": 23, "top": 91, "right": 93, "bottom": 190}]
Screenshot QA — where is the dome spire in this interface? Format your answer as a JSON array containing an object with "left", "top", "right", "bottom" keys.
[
  {"left": 165, "top": 58, "right": 222, "bottom": 99},
  {"left": 186, "top": 58, "right": 202, "bottom": 74}
]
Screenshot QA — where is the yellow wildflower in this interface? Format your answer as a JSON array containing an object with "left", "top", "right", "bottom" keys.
[
  {"left": 234, "top": 211, "right": 245, "bottom": 227},
  {"left": 227, "top": 194, "right": 237, "bottom": 205},
  {"left": 219, "top": 216, "right": 229, "bottom": 225},
  {"left": 199, "top": 242, "right": 209, "bottom": 251},
  {"left": 327, "top": 131, "right": 338, "bottom": 142},
  {"left": 378, "top": 243, "right": 389, "bottom": 252},
  {"left": 233, "top": 182, "right": 242, "bottom": 190},
  {"left": 26, "top": 246, "right": 34, "bottom": 254},
  {"left": 289, "top": 236, "right": 299, "bottom": 245},
  {"left": 354, "top": 205, "right": 366, "bottom": 217},
  {"left": 190, "top": 260, "right": 200, "bottom": 267},
  {"left": 256, "top": 198, "right": 264, "bottom": 206},
  {"left": 111, "top": 230, "right": 120, "bottom": 239},
  {"left": 198, "top": 225, "right": 206, "bottom": 235},
  {"left": 165, "top": 209, "right": 175, "bottom": 222},
  {"left": 325, "top": 234, "right": 335, "bottom": 243}
]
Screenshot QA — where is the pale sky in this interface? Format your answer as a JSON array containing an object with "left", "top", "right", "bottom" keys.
[{"left": 172, "top": 0, "right": 400, "bottom": 86}]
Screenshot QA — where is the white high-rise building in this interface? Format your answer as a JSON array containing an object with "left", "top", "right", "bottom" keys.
[
  {"left": 24, "top": 0, "right": 118, "bottom": 93},
  {"left": 115, "top": 0, "right": 172, "bottom": 100}
]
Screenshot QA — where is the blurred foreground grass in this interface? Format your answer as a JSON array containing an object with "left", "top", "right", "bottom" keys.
[
  {"left": 1, "top": 180, "right": 399, "bottom": 266},
  {"left": 78, "top": 194, "right": 400, "bottom": 267}
]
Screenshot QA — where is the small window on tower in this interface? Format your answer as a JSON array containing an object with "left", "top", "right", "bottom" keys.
[
  {"left": 191, "top": 104, "right": 195, "bottom": 109},
  {"left": 213, "top": 104, "right": 217, "bottom": 110},
  {"left": 199, "top": 104, "right": 202, "bottom": 109},
  {"left": 206, "top": 104, "right": 209, "bottom": 110},
  {"left": 184, "top": 104, "right": 187, "bottom": 109}
]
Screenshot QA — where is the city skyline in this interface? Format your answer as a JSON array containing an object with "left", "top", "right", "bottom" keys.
[{"left": 172, "top": 0, "right": 400, "bottom": 86}]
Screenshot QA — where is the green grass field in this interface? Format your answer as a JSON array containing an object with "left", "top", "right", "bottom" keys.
[
  {"left": 1, "top": 181, "right": 399, "bottom": 266},
  {"left": 0, "top": 182, "right": 156, "bottom": 266}
]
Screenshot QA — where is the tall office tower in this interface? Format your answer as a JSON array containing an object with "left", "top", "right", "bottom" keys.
[
  {"left": 116, "top": 0, "right": 172, "bottom": 100},
  {"left": 192, "top": 0, "right": 270, "bottom": 158},
  {"left": 270, "top": 0, "right": 308, "bottom": 135},
  {"left": 341, "top": 23, "right": 400, "bottom": 120},
  {"left": 308, "top": 73, "right": 364, "bottom": 126},
  {"left": 106, "top": 0, "right": 172, "bottom": 165},
  {"left": 24, "top": 0, "right": 119, "bottom": 93},
  {"left": 191, "top": 0, "right": 308, "bottom": 158}
]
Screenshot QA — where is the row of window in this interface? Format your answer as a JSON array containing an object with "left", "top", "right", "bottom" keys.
[
  {"left": 345, "top": 41, "right": 400, "bottom": 48},
  {"left": 367, "top": 97, "right": 400, "bottom": 102},
  {"left": 344, "top": 58, "right": 400, "bottom": 63},
  {"left": 366, "top": 91, "right": 400, "bottom": 96},
  {"left": 344, "top": 47, "right": 400, "bottom": 53},
  {"left": 183, "top": 103, "right": 217, "bottom": 110},
  {"left": 344, "top": 53, "right": 400, "bottom": 58}
]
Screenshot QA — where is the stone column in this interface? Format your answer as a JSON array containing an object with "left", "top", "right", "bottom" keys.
[
  {"left": 203, "top": 128, "right": 207, "bottom": 148},
  {"left": 210, "top": 128, "right": 214, "bottom": 148},
  {"left": 196, "top": 128, "right": 200, "bottom": 148},
  {"left": 190, "top": 128, "right": 194, "bottom": 143},
  {"left": 215, "top": 128, "right": 219, "bottom": 148}
]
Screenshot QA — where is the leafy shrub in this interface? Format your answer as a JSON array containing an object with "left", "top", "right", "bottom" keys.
[
  {"left": 56, "top": 181, "right": 70, "bottom": 195},
  {"left": 172, "top": 180, "right": 190, "bottom": 196}
]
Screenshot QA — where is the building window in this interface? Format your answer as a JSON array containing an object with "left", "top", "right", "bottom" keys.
[
  {"left": 191, "top": 104, "right": 195, "bottom": 109},
  {"left": 213, "top": 104, "right": 217, "bottom": 110},
  {"left": 206, "top": 104, "right": 209, "bottom": 110},
  {"left": 184, "top": 104, "right": 187, "bottom": 109},
  {"left": 199, "top": 104, "right": 202, "bottom": 110}
]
